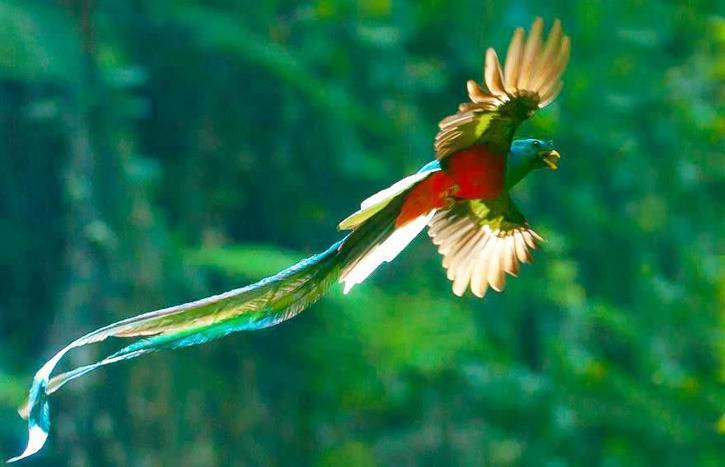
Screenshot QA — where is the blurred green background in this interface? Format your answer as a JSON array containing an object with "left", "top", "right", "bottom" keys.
[{"left": 0, "top": 0, "right": 723, "bottom": 465}]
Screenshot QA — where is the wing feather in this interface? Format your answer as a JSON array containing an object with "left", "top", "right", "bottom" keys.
[
  {"left": 427, "top": 199, "right": 542, "bottom": 297},
  {"left": 484, "top": 48, "right": 508, "bottom": 100},
  {"left": 503, "top": 27, "right": 525, "bottom": 93},
  {"left": 340, "top": 211, "right": 434, "bottom": 293},
  {"left": 434, "top": 18, "right": 570, "bottom": 160},
  {"left": 516, "top": 17, "right": 544, "bottom": 89},
  {"left": 530, "top": 19, "right": 562, "bottom": 92},
  {"left": 483, "top": 237, "right": 501, "bottom": 291}
]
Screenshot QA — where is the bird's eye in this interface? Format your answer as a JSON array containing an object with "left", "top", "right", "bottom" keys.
[{"left": 533, "top": 140, "right": 541, "bottom": 147}]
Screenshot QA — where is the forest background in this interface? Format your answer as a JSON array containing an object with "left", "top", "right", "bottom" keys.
[{"left": 0, "top": 1, "right": 722, "bottom": 465}]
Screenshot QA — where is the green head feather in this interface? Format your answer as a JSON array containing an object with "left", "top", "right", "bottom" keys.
[{"left": 505, "top": 138, "right": 560, "bottom": 189}]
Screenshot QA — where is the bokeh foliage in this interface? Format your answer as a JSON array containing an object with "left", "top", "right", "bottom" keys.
[{"left": 0, "top": 0, "right": 723, "bottom": 465}]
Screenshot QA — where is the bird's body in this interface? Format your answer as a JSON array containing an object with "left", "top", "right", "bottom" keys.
[
  {"left": 444, "top": 144, "right": 508, "bottom": 200},
  {"left": 396, "top": 145, "right": 506, "bottom": 227},
  {"left": 11, "top": 18, "right": 571, "bottom": 462}
]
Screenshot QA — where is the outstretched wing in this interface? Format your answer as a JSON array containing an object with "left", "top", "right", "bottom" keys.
[
  {"left": 435, "top": 18, "right": 570, "bottom": 159},
  {"left": 427, "top": 196, "right": 542, "bottom": 297}
]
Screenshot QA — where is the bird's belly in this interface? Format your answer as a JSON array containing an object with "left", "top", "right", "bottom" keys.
[{"left": 445, "top": 145, "right": 506, "bottom": 200}]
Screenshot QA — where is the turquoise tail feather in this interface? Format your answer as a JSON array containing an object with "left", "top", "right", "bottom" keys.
[
  {"left": 9, "top": 240, "right": 343, "bottom": 462},
  {"left": 10, "top": 195, "right": 407, "bottom": 462}
]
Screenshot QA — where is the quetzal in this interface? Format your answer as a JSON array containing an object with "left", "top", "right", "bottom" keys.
[{"left": 10, "top": 18, "right": 569, "bottom": 462}]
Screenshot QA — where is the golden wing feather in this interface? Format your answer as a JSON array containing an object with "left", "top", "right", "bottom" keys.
[
  {"left": 427, "top": 197, "right": 542, "bottom": 298},
  {"left": 434, "top": 18, "right": 570, "bottom": 160}
]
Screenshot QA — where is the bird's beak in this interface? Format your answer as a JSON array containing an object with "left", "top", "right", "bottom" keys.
[{"left": 540, "top": 149, "right": 560, "bottom": 170}]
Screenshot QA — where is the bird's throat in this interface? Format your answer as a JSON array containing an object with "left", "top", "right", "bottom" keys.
[{"left": 504, "top": 157, "right": 535, "bottom": 190}]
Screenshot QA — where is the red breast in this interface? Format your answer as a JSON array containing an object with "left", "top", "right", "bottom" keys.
[
  {"left": 445, "top": 145, "right": 506, "bottom": 200},
  {"left": 395, "top": 145, "right": 506, "bottom": 228}
]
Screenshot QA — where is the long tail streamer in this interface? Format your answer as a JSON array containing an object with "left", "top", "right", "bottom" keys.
[{"left": 10, "top": 191, "right": 428, "bottom": 462}]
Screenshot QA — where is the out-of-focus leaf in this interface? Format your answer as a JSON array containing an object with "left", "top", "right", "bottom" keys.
[
  {"left": 0, "top": 1, "right": 81, "bottom": 82},
  {"left": 161, "top": 4, "right": 391, "bottom": 137},
  {"left": 187, "top": 244, "right": 303, "bottom": 279}
]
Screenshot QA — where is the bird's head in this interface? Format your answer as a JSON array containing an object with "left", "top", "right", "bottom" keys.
[
  {"left": 505, "top": 139, "right": 561, "bottom": 188},
  {"left": 511, "top": 138, "right": 560, "bottom": 170}
]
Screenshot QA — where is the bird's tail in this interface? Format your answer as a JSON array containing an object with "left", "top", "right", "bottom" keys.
[{"left": 9, "top": 195, "right": 426, "bottom": 462}]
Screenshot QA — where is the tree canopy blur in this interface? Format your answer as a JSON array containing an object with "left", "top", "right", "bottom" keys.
[{"left": 0, "top": 1, "right": 722, "bottom": 465}]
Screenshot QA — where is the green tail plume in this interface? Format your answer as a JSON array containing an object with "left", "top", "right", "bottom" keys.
[{"left": 10, "top": 198, "right": 404, "bottom": 462}]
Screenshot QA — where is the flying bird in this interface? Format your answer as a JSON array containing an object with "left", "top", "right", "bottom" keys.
[{"left": 10, "top": 18, "right": 570, "bottom": 462}]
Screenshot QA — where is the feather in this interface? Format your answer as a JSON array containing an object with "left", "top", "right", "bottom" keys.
[
  {"left": 452, "top": 242, "right": 480, "bottom": 296},
  {"left": 441, "top": 227, "right": 478, "bottom": 270},
  {"left": 341, "top": 211, "right": 434, "bottom": 293},
  {"left": 504, "top": 27, "right": 525, "bottom": 93},
  {"left": 10, "top": 238, "right": 348, "bottom": 462},
  {"left": 538, "top": 81, "right": 564, "bottom": 107},
  {"left": 467, "top": 80, "right": 496, "bottom": 104},
  {"left": 522, "top": 229, "right": 538, "bottom": 249},
  {"left": 437, "top": 224, "right": 476, "bottom": 255},
  {"left": 484, "top": 49, "right": 508, "bottom": 99},
  {"left": 445, "top": 229, "right": 482, "bottom": 274},
  {"left": 438, "top": 112, "right": 476, "bottom": 129},
  {"left": 458, "top": 102, "right": 496, "bottom": 112},
  {"left": 529, "top": 19, "right": 563, "bottom": 92},
  {"left": 470, "top": 234, "right": 495, "bottom": 297},
  {"left": 470, "top": 265, "right": 489, "bottom": 298},
  {"left": 487, "top": 236, "right": 505, "bottom": 292},
  {"left": 517, "top": 17, "right": 544, "bottom": 90},
  {"left": 359, "top": 172, "right": 431, "bottom": 210},
  {"left": 502, "top": 235, "right": 518, "bottom": 276},
  {"left": 497, "top": 237, "right": 511, "bottom": 287},
  {"left": 535, "top": 36, "right": 571, "bottom": 102},
  {"left": 339, "top": 170, "right": 436, "bottom": 230},
  {"left": 430, "top": 213, "right": 469, "bottom": 239},
  {"left": 514, "top": 231, "right": 532, "bottom": 263}
]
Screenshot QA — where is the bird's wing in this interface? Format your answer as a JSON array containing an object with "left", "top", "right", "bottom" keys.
[
  {"left": 427, "top": 196, "right": 543, "bottom": 297},
  {"left": 435, "top": 17, "right": 570, "bottom": 160}
]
